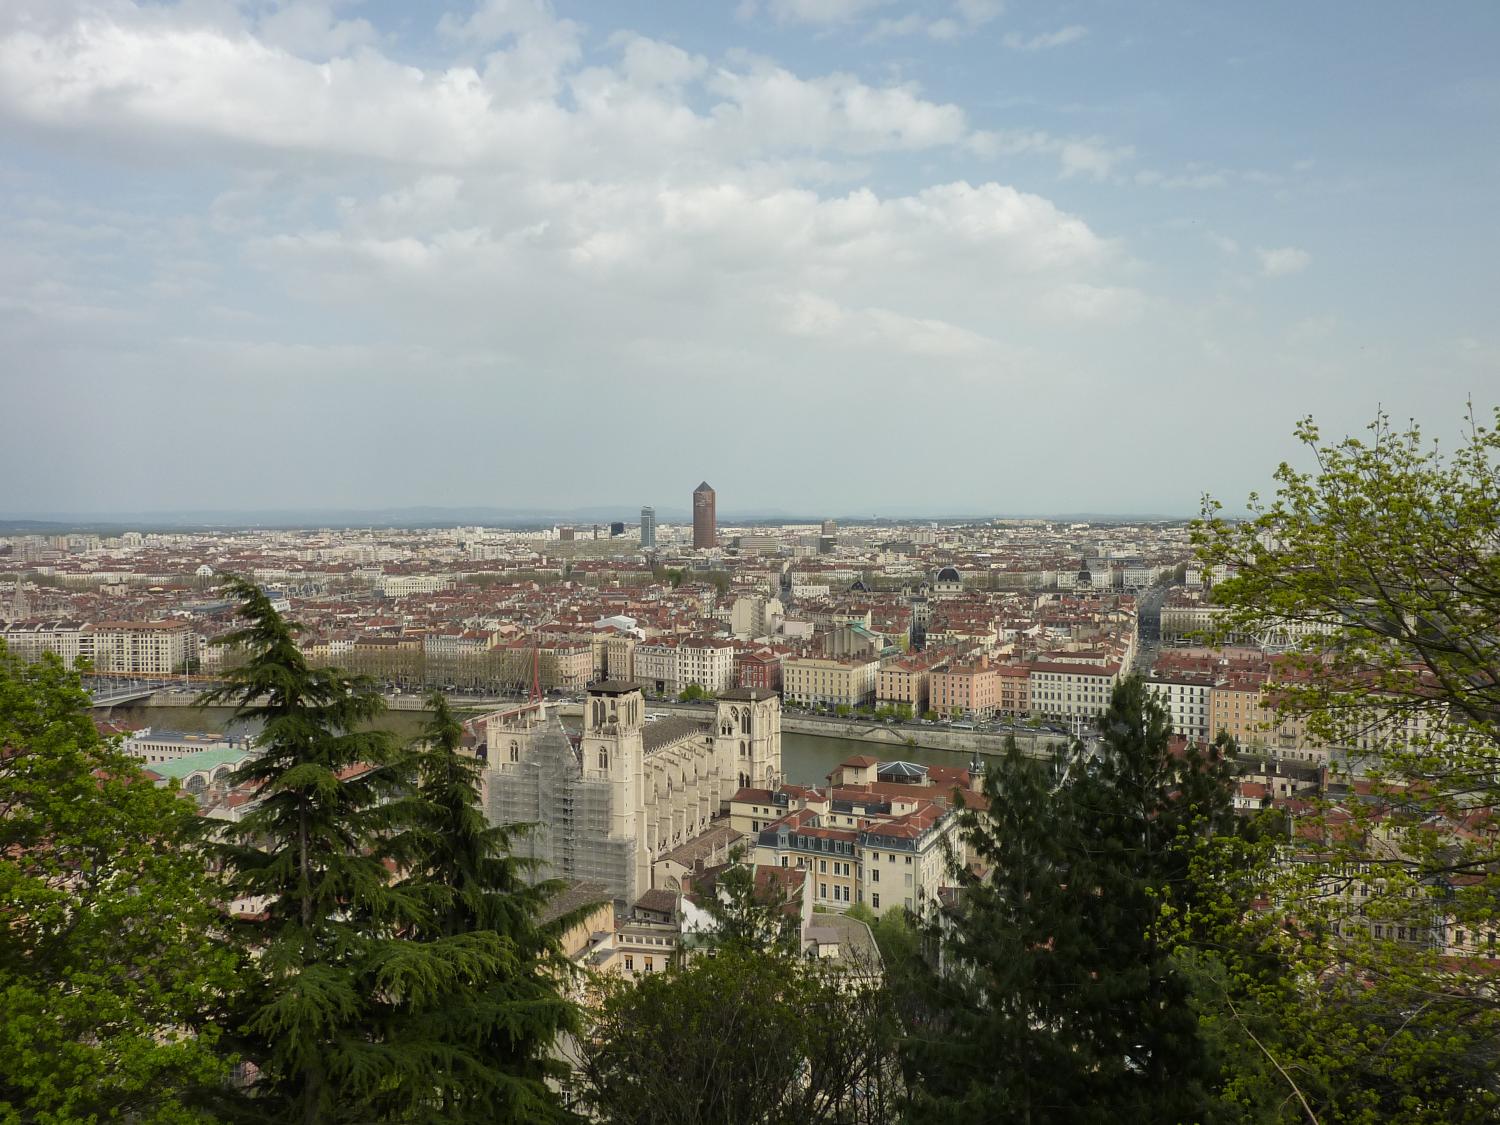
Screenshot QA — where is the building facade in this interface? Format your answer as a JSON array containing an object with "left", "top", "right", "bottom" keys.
[
  {"left": 692, "top": 481, "right": 716, "bottom": 550},
  {"left": 782, "top": 655, "right": 879, "bottom": 709},
  {"left": 484, "top": 682, "right": 781, "bottom": 905},
  {"left": 640, "top": 506, "right": 656, "bottom": 549}
]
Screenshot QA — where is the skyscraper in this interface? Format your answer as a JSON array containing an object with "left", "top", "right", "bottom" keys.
[
  {"left": 640, "top": 506, "right": 656, "bottom": 548},
  {"left": 693, "top": 482, "right": 716, "bottom": 549}
]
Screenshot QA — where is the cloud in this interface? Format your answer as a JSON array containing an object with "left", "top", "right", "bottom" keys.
[
  {"left": 969, "top": 129, "right": 1134, "bottom": 179},
  {"left": 0, "top": 0, "right": 1190, "bottom": 515},
  {"left": 866, "top": 0, "right": 1001, "bottom": 42},
  {"left": 1207, "top": 231, "right": 1239, "bottom": 255},
  {"left": 1257, "top": 246, "right": 1311, "bottom": 277},
  {"left": 1002, "top": 25, "right": 1088, "bottom": 51},
  {"left": 764, "top": 0, "right": 891, "bottom": 26}
]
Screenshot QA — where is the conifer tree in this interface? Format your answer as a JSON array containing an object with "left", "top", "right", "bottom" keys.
[
  {"left": 203, "top": 576, "right": 511, "bottom": 1123},
  {"left": 374, "top": 692, "right": 585, "bottom": 1123},
  {"left": 910, "top": 677, "right": 1241, "bottom": 1124}
]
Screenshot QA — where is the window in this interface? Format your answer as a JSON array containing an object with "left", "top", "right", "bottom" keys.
[
  {"left": 872, "top": 893, "right": 880, "bottom": 909},
  {"left": 624, "top": 956, "right": 633, "bottom": 971},
  {"left": 598, "top": 748, "right": 608, "bottom": 770},
  {"left": 819, "top": 860, "right": 827, "bottom": 873},
  {"left": 645, "top": 957, "right": 654, "bottom": 972},
  {"left": 820, "top": 883, "right": 827, "bottom": 898},
  {"left": 871, "top": 868, "right": 879, "bottom": 883}
]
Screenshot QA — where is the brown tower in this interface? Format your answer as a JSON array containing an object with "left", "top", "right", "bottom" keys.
[{"left": 693, "top": 481, "right": 717, "bottom": 549}]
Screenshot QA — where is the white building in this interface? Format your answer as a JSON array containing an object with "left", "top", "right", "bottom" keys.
[
  {"left": 1145, "top": 671, "right": 1215, "bottom": 743},
  {"left": 677, "top": 638, "right": 735, "bottom": 695}
]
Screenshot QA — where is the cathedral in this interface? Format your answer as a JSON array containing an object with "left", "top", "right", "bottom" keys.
[{"left": 484, "top": 681, "right": 781, "bottom": 905}]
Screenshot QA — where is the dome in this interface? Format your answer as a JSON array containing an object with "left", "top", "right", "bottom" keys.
[{"left": 935, "top": 566, "right": 961, "bottom": 583}]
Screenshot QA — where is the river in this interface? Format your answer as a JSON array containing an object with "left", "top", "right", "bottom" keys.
[{"left": 108, "top": 704, "right": 977, "bottom": 789}]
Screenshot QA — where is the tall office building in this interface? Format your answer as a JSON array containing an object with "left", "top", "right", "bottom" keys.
[
  {"left": 692, "top": 482, "right": 716, "bottom": 549},
  {"left": 640, "top": 506, "right": 656, "bottom": 548}
]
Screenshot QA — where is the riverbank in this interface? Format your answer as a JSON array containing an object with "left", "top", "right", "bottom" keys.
[
  {"left": 562, "top": 699, "right": 1065, "bottom": 759},
  {"left": 137, "top": 688, "right": 518, "bottom": 712}
]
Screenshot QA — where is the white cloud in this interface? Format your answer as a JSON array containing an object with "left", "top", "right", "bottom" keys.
[
  {"left": 255, "top": 1, "right": 377, "bottom": 57},
  {"left": 1207, "top": 231, "right": 1239, "bottom": 255},
  {"left": 765, "top": 0, "right": 890, "bottom": 27},
  {"left": 865, "top": 0, "right": 1001, "bottom": 42},
  {"left": 1257, "top": 246, "right": 1311, "bottom": 277},
  {"left": 1003, "top": 25, "right": 1088, "bottom": 51},
  {"left": 969, "top": 129, "right": 1133, "bottom": 179}
]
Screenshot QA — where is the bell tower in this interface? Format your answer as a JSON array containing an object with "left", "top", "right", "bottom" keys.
[
  {"left": 584, "top": 680, "right": 650, "bottom": 899},
  {"left": 714, "top": 688, "right": 782, "bottom": 805}
]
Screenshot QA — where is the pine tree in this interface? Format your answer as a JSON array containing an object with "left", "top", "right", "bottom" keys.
[
  {"left": 374, "top": 692, "right": 586, "bottom": 1123},
  {"left": 910, "top": 676, "right": 1241, "bottom": 1124},
  {"left": 203, "top": 576, "right": 511, "bottom": 1123}
]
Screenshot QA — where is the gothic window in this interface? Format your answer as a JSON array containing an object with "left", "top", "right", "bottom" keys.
[
  {"left": 509, "top": 740, "right": 519, "bottom": 763},
  {"left": 740, "top": 740, "right": 748, "bottom": 758},
  {"left": 741, "top": 708, "right": 751, "bottom": 735},
  {"left": 599, "top": 747, "right": 609, "bottom": 771}
]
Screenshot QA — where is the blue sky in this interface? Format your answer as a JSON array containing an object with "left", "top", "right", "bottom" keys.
[{"left": 2, "top": 0, "right": 1496, "bottom": 519}]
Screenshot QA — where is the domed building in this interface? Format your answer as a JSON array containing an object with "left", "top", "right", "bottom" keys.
[{"left": 931, "top": 566, "right": 964, "bottom": 597}]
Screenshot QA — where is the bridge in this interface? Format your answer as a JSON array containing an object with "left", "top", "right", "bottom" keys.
[{"left": 82, "top": 673, "right": 217, "bottom": 709}]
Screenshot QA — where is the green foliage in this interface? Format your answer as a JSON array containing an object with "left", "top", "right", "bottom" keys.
[
  {"left": 0, "top": 643, "right": 238, "bottom": 1123},
  {"left": 921, "top": 710, "right": 939, "bottom": 722},
  {"left": 678, "top": 682, "right": 708, "bottom": 702},
  {"left": 373, "top": 693, "right": 587, "bottom": 1122},
  {"left": 1195, "top": 407, "right": 1500, "bottom": 809},
  {"left": 576, "top": 946, "right": 903, "bottom": 1124},
  {"left": 200, "top": 576, "right": 525, "bottom": 1123},
  {"left": 699, "top": 848, "right": 800, "bottom": 956},
  {"left": 909, "top": 678, "right": 1245, "bottom": 1124},
  {"left": 835, "top": 703, "right": 852, "bottom": 717},
  {"left": 1193, "top": 406, "right": 1500, "bottom": 1121}
]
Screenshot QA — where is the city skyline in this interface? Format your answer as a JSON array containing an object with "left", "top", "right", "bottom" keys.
[{"left": 4, "top": 2, "right": 1497, "bottom": 516}]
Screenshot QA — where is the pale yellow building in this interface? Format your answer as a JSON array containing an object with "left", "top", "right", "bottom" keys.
[{"left": 783, "top": 655, "right": 879, "bottom": 709}]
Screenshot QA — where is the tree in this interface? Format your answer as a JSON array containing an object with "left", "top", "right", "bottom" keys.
[
  {"left": 201, "top": 575, "right": 513, "bottom": 1123},
  {"left": 678, "top": 682, "right": 708, "bottom": 702},
  {"left": 696, "top": 847, "right": 801, "bottom": 955},
  {"left": 576, "top": 945, "right": 903, "bottom": 1124},
  {"left": 375, "top": 692, "right": 586, "bottom": 1123},
  {"left": 908, "top": 678, "right": 1243, "bottom": 1124},
  {"left": 1193, "top": 407, "right": 1500, "bottom": 1121},
  {"left": 1194, "top": 406, "right": 1500, "bottom": 835},
  {"left": 0, "top": 643, "right": 239, "bottom": 1122}
]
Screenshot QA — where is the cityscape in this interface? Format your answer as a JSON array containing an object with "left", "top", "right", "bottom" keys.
[{"left": 4, "top": 1, "right": 1499, "bottom": 1121}]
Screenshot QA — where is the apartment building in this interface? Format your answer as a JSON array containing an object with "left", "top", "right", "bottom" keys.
[
  {"left": 1146, "top": 669, "right": 1216, "bottom": 743},
  {"left": 1027, "top": 660, "right": 1121, "bottom": 726},
  {"left": 750, "top": 796, "right": 959, "bottom": 918},
  {"left": 678, "top": 637, "right": 735, "bottom": 694},
  {"left": 89, "top": 621, "right": 195, "bottom": 675},
  {"left": 876, "top": 652, "right": 946, "bottom": 714},
  {"left": 929, "top": 661, "right": 999, "bottom": 718},
  {"left": 634, "top": 640, "right": 679, "bottom": 697},
  {"left": 0, "top": 620, "right": 90, "bottom": 666},
  {"left": 782, "top": 655, "right": 879, "bottom": 709},
  {"left": 996, "top": 664, "right": 1030, "bottom": 716}
]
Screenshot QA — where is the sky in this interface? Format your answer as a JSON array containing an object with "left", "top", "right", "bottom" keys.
[{"left": 3, "top": 0, "right": 1497, "bottom": 520}]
